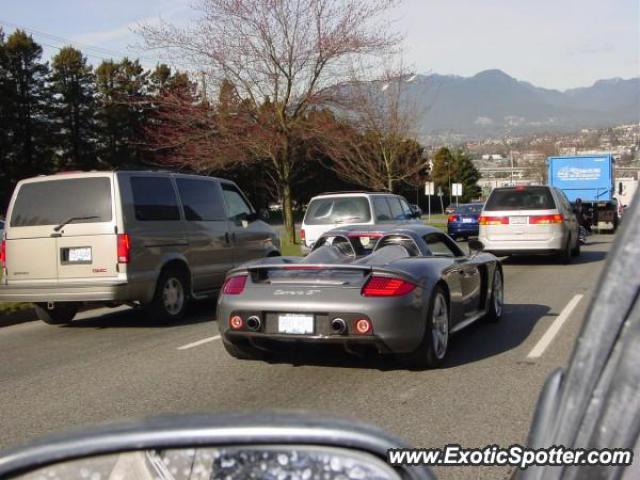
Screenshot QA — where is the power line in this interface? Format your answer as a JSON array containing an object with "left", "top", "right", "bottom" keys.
[{"left": 0, "top": 18, "right": 183, "bottom": 69}]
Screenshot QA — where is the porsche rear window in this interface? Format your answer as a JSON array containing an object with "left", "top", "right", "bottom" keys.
[
  {"left": 484, "top": 187, "right": 555, "bottom": 211},
  {"left": 304, "top": 197, "right": 372, "bottom": 225}
]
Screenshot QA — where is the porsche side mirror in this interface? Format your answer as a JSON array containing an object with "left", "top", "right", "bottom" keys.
[
  {"left": 0, "top": 413, "right": 434, "bottom": 480},
  {"left": 468, "top": 239, "right": 484, "bottom": 255}
]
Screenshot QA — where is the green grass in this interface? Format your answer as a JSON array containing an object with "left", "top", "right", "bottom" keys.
[
  {"left": 0, "top": 301, "right": 30, "bottom": 314},
  {"left": 279, "top": 231, "right": 303, "bottom": 256},
  {"left": 422, "top": 214, "right": 448, "bottom": 230}
]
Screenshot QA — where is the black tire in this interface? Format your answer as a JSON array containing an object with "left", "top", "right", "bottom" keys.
[
  {"left": 148, "top": 268, "right": 189, "bottom": 322},
  {"left": 399, "top": 286, "right": 450, "bottom": 369},
  {"left": 483, "top": 267, "right": 504, "bottom": 323},
  {"left": 34, "top": 302, "right": 78, "bottom": 325},
  {"left": 222, "top": 338, "right": 267, "bottom": 360},
  {"left": 571, "top": 236, "right": 581, "bottom": 257},
  {"left": 558, "top": 238, "right": 572, "bottom": 264}
]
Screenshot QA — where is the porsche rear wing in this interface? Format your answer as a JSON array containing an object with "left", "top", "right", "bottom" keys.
[{"left": 227, "top": 263, "right": 418, "bottom": 284}]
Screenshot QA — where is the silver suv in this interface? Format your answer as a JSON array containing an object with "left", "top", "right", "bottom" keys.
[
  {"left": 300, "top": 192, "right": 421, "bottom": 253},
  {"left": 0, "top": 171, "right": 280, "bottom": 324},
  {"left": 478, "top": 185, "right": 580, "bottom": 262}
]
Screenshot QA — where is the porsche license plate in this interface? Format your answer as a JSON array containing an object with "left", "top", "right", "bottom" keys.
[{"left": 278, "top": 314, "right": 314, "bottom": 334}]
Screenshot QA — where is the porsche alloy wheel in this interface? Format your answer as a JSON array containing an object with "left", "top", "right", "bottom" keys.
[{"left": 431, "top": 292, "right": 449, "bottom": 360}]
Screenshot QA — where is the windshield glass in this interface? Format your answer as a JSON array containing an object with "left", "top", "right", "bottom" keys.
[
  {"left": 484, "top": 187, "right": 555, "bottom": 211},
  {"left": 454, "top": 204, "right": 483, "bottom": 215},
  {"left": 10, "top": 178, "right": 112, "bottom": 227},
  {"left": 304, "top": 197, "right": 371, "bottom": 225}
]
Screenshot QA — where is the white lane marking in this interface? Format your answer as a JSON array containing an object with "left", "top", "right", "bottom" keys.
[
  {"left": 527, "top": 294, "right": 584, "bottom": 359},
  {"left": 177, "top": 335, "right": 220, "bottom": 350}
]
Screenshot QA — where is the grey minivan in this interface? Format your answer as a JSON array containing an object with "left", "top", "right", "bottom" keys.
[{"left": 0, "top": 171, "right": 280, "bottom": 324}]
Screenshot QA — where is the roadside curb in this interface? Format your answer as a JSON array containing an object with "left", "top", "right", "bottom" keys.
[{"left": 0, "top": 307, "right": 37, "bottom": 328}]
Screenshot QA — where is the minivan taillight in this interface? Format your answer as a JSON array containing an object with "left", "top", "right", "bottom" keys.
[
  {"left": 362, "top": 275, "right": 416, "bottom": 297},
  {"left": 530, "top": 214, "right": 564, "bottom": 224},
  {"left": 117, "top": 234, "right": 130, "bottom": 263},
  {"left": 479, "top": 216, "right": 509, "bottom": 225},
  {"left": 223, "top": 275, "right": 248, "bottom": 295},
  {"left": 0, "top": 240, "right": 6, "bottom": 267}
]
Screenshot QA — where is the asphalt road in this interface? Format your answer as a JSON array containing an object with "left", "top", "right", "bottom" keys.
[{"left": 0, "top": 236, "right": 613, "bottom": 480}]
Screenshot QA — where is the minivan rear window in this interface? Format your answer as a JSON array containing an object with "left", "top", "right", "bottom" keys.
[
  {"left": 10, "top": 177, "right": 112, "bottom": 227},
  {"left": 484, "top": 187, "right": 555, "bottom": 211},
  {"left": 304, "top": 197, "right": 372, "bottom": 225}
]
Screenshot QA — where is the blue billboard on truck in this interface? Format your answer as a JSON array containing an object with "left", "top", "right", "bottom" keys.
[{"left": 547, "top": 154, "right": 614, "bottom": 204}]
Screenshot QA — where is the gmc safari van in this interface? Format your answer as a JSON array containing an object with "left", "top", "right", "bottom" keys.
[{"left": 0, "top": 171, "right": 280, "bottom": 324}]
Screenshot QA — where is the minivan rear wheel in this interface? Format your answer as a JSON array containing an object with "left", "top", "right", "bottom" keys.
[
  {"left": 34, "top": 302, "right": 78, "bottom": 325},
  {"left": 149, "top": 269, "right": 189, "bottom": 322}
]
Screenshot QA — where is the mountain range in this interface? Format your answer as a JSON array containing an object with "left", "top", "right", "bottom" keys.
[{"left": 401, "top": 70, "right": 639, "bottom": 140}]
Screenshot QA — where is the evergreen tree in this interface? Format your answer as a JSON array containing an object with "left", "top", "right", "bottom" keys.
[
  {"left": 451, "top": 148, "right": 482, "bottom": 202},
  {"left": 95, "top": 58, "right": 148, "bottom": 168},
  {"left": 0, "top": 30, "right": 53, "bottom": 208},
  {"left": 50, "top": 46, "right": 97, "bottom": 169},
  {"left": 431, "top": 147, "right": 455, "bottom": 201}
]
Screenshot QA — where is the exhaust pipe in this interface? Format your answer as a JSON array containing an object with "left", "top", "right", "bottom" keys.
[
  {"left": 330, "top": 318, "right": 347, "bottom": 335},
  {"left": 246, "top": 315, "right": 262, "bottom": 331}
]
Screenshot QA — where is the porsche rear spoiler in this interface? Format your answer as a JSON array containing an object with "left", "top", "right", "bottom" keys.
[{"left": 227, "top": 263, "right": 418, "bottom": 284}]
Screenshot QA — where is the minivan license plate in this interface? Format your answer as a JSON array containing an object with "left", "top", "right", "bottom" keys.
[
  {"left": 510, "top": 216, "right": 528, "bottom": 225},
  {"left": 278, "top": 314, "right": 314, "bottom": 334},
  {"left": 68, "top": 247, "right": 92, "bottom": 263}
]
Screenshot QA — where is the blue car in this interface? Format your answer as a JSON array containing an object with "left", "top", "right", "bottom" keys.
[{"left": 447, "top": 203, "right": 484, "bottom": 240}]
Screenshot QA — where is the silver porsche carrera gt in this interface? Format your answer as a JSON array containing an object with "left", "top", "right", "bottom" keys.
[{"left": 216, "top": 224, "right": 503, "bottom": 368}]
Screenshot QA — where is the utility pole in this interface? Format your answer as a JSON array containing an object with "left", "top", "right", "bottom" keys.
[{"left": 510, "top": 150, "right": 515, "bottom": 186}]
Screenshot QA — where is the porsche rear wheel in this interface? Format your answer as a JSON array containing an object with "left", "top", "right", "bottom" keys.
[
  {"left": 401, "top": 286, "right": 450, "bottom": 369},
  {"left": 484, "top": 267, "right": 504, "bottom": 323}
]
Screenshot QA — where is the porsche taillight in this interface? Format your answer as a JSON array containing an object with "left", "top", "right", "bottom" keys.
[
  {"left": 223, "top": 275, "right": 248, "bottom": 295},
  {"left": 479, "top": 216, "right": 509, "bottom": 225},
  {"left": 362, "top": 275, "right": 416, "bottom": 297}
]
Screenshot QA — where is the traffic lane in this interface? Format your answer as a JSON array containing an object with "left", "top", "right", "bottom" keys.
[
  {"left": 0, "top": 238, "right": 612, "bottom": 480},
  {"left": 0, "top": 301, "right": 217, "bottom": 384}
]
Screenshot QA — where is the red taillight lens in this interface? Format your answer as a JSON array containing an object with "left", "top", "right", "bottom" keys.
[
  {"left": 478, "top": 216, "right": 509, "bottom": 225},
  {"left": 300, "top": 229, "right": 306, "bottom": 242},
  {"left": 362, "top": 276, "right": 416, "bottom": 297},
  {"left": 223, "top": 275, "right": 247, "bottom": 295},
  {"left": 529, "top": 214, "right": 564, "bottom": 224},
  {"left": 0, "top": 240, "right": 6, "bottom": 267},
  {"left": 117, "top": 234, "right": 130, "bottom": 263},
  {"left": 447, "top": 215, "right": 458, "bottom": 223},
  {"left": 229, "top": 315, "right": 244, "bottom": 330},
  {"left": 354, "top": 318, "right": 372, "bottom": 335}
]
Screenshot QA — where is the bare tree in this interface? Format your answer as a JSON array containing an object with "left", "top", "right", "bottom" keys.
[
  {"left": 324, "top": 63, "right": 429, "bottom": 192},
  {"left": 139, "top": 0, "right": 401, "bottom": 241}
]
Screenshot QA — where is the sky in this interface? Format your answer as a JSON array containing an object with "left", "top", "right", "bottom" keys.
[{"left": 0, "top": 0, "right": 638, "bottom": 90}]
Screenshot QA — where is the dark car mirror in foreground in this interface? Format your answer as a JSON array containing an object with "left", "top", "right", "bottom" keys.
[
  {"left": 519, "top": 193, "right": 640, "bottom": 480},
  {"left": 0, "top": 413, "right": 434, "bottom": 480},
  {"left": 467, "top": 239, "right": 484, "bottom": 256}
]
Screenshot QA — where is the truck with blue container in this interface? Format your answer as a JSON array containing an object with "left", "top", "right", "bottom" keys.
[{"left": 547, "top": 154, "right": 618, "bottom": 232}]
